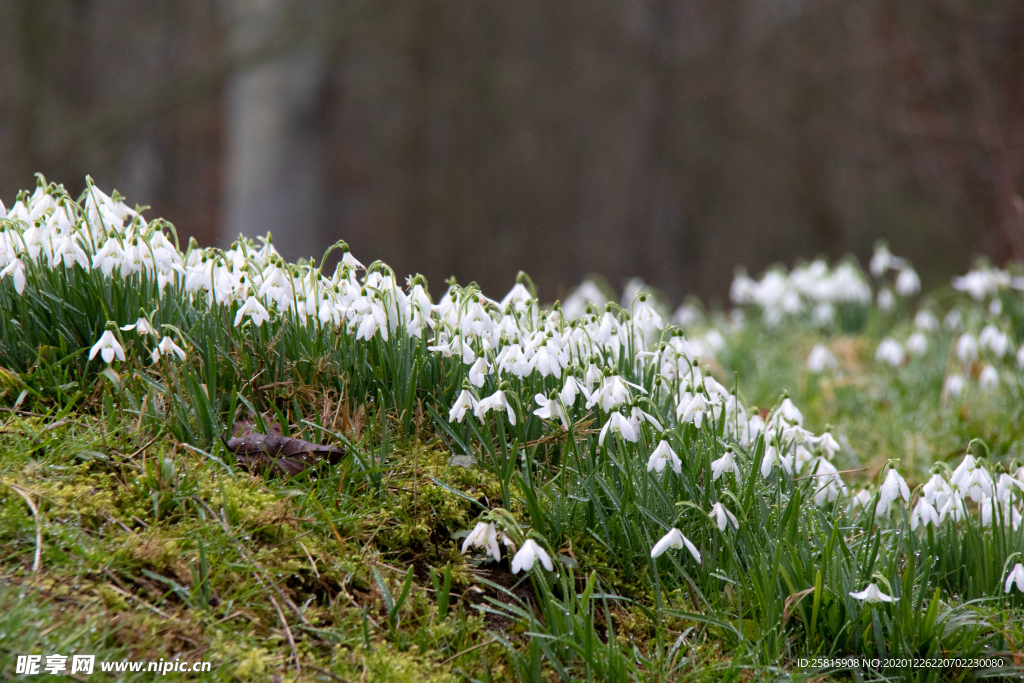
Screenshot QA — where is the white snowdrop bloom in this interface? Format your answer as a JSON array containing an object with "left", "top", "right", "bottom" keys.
[
  {"left": 875, "top": 338, "right": 904, "bottom": 367},
  {"left": 943, "top": 373, "right": 966, "bottom": 398},
  {"left": 776, "top": 398, "right": 803, "bottom": 426},
  {"left": 949, "top": 454, "right": 977, "bottom": 490},
  {"left": 849, "top": 489, "right": 873, "bottom": 512},
  {"left": 962, "top": 467, "right": 994, "bottom": 503},
  {"left": 500, "top": 283, "right": 533, "bottom": 313},
  {"left": 560, "top": 375, "right": 582, "bottom": 406},
  {"left": 807, "top": 344, "right": 837, "bottom": 373},
  {"left": 151, "top": 336, "right": 187, "bottom": 363},
  {"left": 956, "top": 334, "right": 978, "bottom": 363},
  {"left": 647, "top": 440, "right": 682, "bottom": 475},
  {"left": 468, "top": 357, "right": 490, "bottom": 388},
  {"left": 978, "top": 497, "right": 1021, "bottom": 530},
  {"left": 511, "top": 539, "right": 553, "bottom": 574},
  {"left": 599, "top": 412, "right": 637, "bottom": 446},
  {"left": 979, "top": 364, "right": 999, "bottom": 392},
  {"left": 922, "top": 474, "right": 952, "bottom": 509},
  {"left": 1017, "top": 346, "right": 1024, "bottom": 369},
  {"left": 88, "top": 330, "right": 125, "bottom": 364},
  {"left": 760, "top": 445, "right": 793, "bottom": 478},
  {"left": 461, "top": 521, "right": 501, "bottom": 562},
  {"left": 1006, "top": 564, "right": 1024, "bottom": 594},
  {"left": 678, "top": 391, "right": 711, "bottom": 428},
  {"left": 910, "top": 499, "right": 940, "bottom": 530},
  {"left": 849, "top": 583, "right": 895, "bottom": 603},
  {"left": 448, "top": 389, "right": 476, "bottom": 423},
  {"left": 944, "top": 308, "right": 962, "bottom": 331},
  {"left": 996, "top": 473, "right": 1024, "bottom": 502},
  {"left": 794, "top": 445, "right": 815, "bottom": 474},
  {"left": 650, "top": 528, "right": 701, "bottom": 563},
  {"left": 905, "top": 332, "right": 928, "bottom": 357},
  {"left": 877, "top": 288, "right": 895, "bottom": 312},
  {"left": 815, "top": 432, "right": 841, "bottom": 459},
  {"left": 895, "top": 268, "right": 920, "bottom": 296},
  {"left": 587, "top": 375, "right": 631, "bottom": 412},
  {"left": 711, "top": 450, "right": 740, "bottom": 480},
  {"left": 0, "top": 258, "right": 27, "bottom": 294},
  {"left": 981, "top": 328, "right": 1011, "bottom": 359},
  {"left": 234, "top": 296, "right": 270, "bottom": 327},
  {"left": 532, "top": 345, "right": 562, "bottom": 378},
  {"left": 879, "top": 469, "right": 911, "bottom": 504},
  {"left": 632, "top": 296, "right": 663, "bottom": 335},
  {"left": 870, "top": 244, "right": 898, "bottom": 277},
  {"left": 938, "top": 492, "right": 967, "bottom": 523},
  {"left": 672, "top": 303, "right": 701, "bottom": 327},
  {"left": 474, "top": 389, "right": 517, "bottom": 425},
  {"left": 709, "top": 502, "right": 739, "bottom": 531},
  {"left": 914, "top": 310, "right": 938, "bottom": 331},
  {"left": 533, "top": 393, "right": 569, "bottom": 429},
  {"left": 990, "top": 298, "right": 1003, "bottom": 316},
  {"left": 121, "top": 317, "right": 156, "bottom": 336}
]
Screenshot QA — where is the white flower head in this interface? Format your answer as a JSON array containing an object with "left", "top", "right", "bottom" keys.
[
  {"left": 461, "top": 521, "right": 501, "bottom": 562},
  {"left": 647, "top": 440, "right": 682, "bottom": 475},
  {"left": 711, "top": 450, "right": 740, "bottom": 481},
  {"left": 89, "top": 329, "right": 125, "bottom": 364},
  {"left": 875, "top": 338, "right": 904, "bottom": 367},
  {"left": 121, "top": 317, "right": 156, "bottom": 336},
  {"left": 449, "top": 389, "right": 476, "bottom": 423},
  {"left": 1005, "top": 563, "right": 1024, "bottom": 594},
  {"left": 234, "top": 296, "right": 270, "bottom": 328},
  {"left": 151, "top": 336, "right": 187, "bottom": 363},
  {"left": 599, "top": 412, "right": 637, "bottom": 446},
  {"left": 849, "top": 583, "right": 895, "bottom": 603},
  {"left": 709, "top": 502, "right": 738, "bottom": 531},
  {"left": 511, "top": 538, "right": 554, "bottom": 574},
  {"left": 650, "top": 528, "right": 701, "bottom": 563},
  {"left": 807, "top": 344, "right": 837, "bottom": 374}
]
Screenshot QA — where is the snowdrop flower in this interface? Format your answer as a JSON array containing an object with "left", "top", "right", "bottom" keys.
[
  {"left": 914, "top": 310, "right": 938, "bottom": 331},
  {"left": 599, "top": 412, "right": 637, "bottom": 446},
  {"left": 632, "top": 296, "right": 663, "bottom": 335},
  {"left": 709, "top": 502, "right": 738, "bottom": 531},
  {"left": 905, "top": 331, "right": 928, "bottom": 357},
  {"left": 89, "top": 330, "right": 125, "bottom": 364},
  {"left": 234, "top": 296, "right": 270, "bottom": 327},
  {"left": 151, "top": 336, "right": 187, "bottom": 362},
  {"left": 922, "top": 474, "right": 952, "bottom": 509},
  {"left": 560, "top": 375, "right": 582, "bottom": 406},
  {"left": 815, "top": 432, "right": 841, "bottom": 459},
  {"left": 910, "top": 499, "right": 940, "bottom": 530},
  {"left": 760, "top": 445, "right": 793, "bottom": 478},
  {"left": 1017, "top": 346, "right": 1024, "bottom": 369},
  {"left": 849, "top": 489, "right": 873, "bottom": 511},
  {"left": 0, "top": 258, "right": 26, "bottom": 294},
  {"left": 979, "top": 364, "right": 999, "bottom": 392},
  {"left": 711, "top": 450, "right": 740, "bottom": 481},
  {"left": 877, "top": 289, "right": 895, "bottom": 312},
  {"left": 533, "top": 393, "right": 569, "bottom": 429},
  {"left": 943, "top": 373, "right": 966, "bottom": 398},
  {"left": 879, "top": 469, "right": 911, "bottom": 504},
  {"left": 875, "top": 338, "right": 904, "bottom": 366},
  {"left": 650, "top": 528, "right": 701, "bottom": 563},
  {"left": 1005, "top": 564, "right": 1024, "bottom": 594},
  {"left": 468, "top": 357, "right": 490, "bottom": 388},
  {"left": 474, "top": 389, "right": 517, "bottom": 425},
  {"left": 678, "top": 391, "right": 710, "bottom": 428},
  {"left": 979, "top": 325, "right": 1011, "bottom": 358},
  {"left": 949, "top": 454, "right": 977, "bottom": 490},
  {"left": 939, "top": 492, "right": 967, "bottom": 523},
  {"left": 895, "top": 268, "right": 920, "bottom": 296},
  {"left": 956, "top": 334, "right": 978, "bottom": 363},
  {"left": 850, "top": 583, "right": 895, "bottom": 603},
  {"left": 647, "top": 440, "right": 682, "bottom": 475},
  {"left": 461, "top": 522, "right": 501, "bottom": 562},
  {"left": 775, "top": 398, "right": 803, "bottom": 426},
  {"left": 511, "top": 539, "right": 553, "bottom": 573},
  {"left": 121, "top": 317, "right": 156, "bottom": 336},
  {"left": 806, "top": 344, "right": 837, "bottom": 373},
  {"left": 449, "top": 389, "right": 476, "bottom": 423}
]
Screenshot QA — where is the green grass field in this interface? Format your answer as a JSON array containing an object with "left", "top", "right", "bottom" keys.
[{"left": 2, "top": 178, "right": 1024, "bottom": 681}]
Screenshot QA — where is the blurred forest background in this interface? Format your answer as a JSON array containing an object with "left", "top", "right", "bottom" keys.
[{"left": 1, "top": 0, "right": 1022, "bottom": 304}]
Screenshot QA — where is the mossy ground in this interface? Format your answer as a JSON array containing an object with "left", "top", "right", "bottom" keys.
[{"left": 0, "top": 411, "right": 745, "bottom": 682}]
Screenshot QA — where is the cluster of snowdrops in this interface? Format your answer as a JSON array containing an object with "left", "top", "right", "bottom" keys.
[{"left": 3, "top": 179, "right": 1024, "bottom": 606}]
